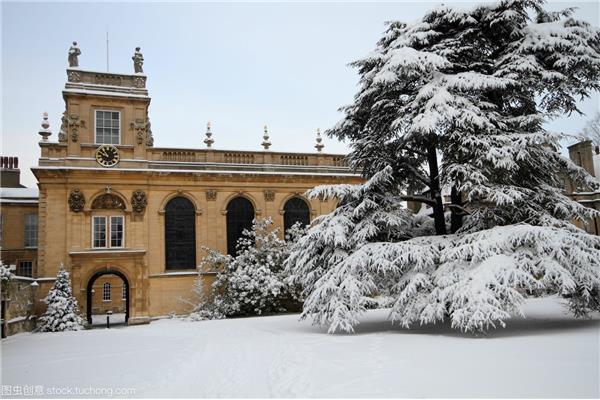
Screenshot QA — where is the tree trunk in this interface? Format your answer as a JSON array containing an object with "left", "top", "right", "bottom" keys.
[
  {"left": 450, "top": 186, "right": 463, "bottom": 234},
  {"left": 427, "top": 143, "right": 447, "bottom": 235}
]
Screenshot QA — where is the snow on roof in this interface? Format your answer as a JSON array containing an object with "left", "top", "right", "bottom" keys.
[
  {"left": 62, "top": 88, "right": 149, "bottom": 99},
  {"left": 594, "top": 153, "right": 600, "bottom": 181},
  {"left": 32, "top": 166, "right": 360, "bottom": 177},
  {"left": 0, "top": 187, "right": 39, "bottom": 199}
]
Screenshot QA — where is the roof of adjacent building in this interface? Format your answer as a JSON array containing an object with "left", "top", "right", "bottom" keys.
[{"left": 0, "top": 187, "right": 39, "bottom": 203}]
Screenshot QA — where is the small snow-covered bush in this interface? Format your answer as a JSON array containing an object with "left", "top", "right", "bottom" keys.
[
  {"left": 1, "top": 262, "right": 14, "bottom": 297},
  {"left": 37, "top": 263, "right": 84, "bottom": 332},
  {"left": 189, "top": 218, "right": 304, "bottom": 319}
]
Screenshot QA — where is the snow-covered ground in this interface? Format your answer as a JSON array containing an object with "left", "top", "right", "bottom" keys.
[{"left": 1, "top": 297, "right": 598, "bottom": 398}]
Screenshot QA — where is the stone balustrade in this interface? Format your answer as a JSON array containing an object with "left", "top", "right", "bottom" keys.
[{"left": 149, "top": 147, "right": 348, "bottom": 168}]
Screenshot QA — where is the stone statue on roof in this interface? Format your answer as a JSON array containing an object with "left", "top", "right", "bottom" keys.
[
  {"left": 68, "top": 41, "right": 81, "bottom": 68},
  {"left": 132, "top": 47, "right": 144, "bottom": 74}
]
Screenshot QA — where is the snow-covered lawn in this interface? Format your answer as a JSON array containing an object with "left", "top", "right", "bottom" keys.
[{"left": 1, "top": 297, "right": 598, "bottom": 398}]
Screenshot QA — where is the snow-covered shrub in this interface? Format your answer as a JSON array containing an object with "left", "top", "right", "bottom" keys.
[
  {"left": 0, "top": 262, "right": 14, "bottom": 298},
  {"left": 187, "top": 277, "right": 226, "bottom": 321},
  {"left": 190, "top": 218, "right": 304, "bottom": 319},
  {"left": 37, "top": 263, "right": 84, "bottom": 332}
]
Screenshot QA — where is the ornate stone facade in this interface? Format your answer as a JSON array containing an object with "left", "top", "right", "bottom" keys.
[{"left": 30, "top": 60, "right": 362, "bottom": 327}]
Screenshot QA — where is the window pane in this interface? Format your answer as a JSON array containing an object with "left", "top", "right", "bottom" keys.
[
  {"left": 93, "top": 216, "right": 106, "bottom": 248},
  {"left": 226, "top": 197, "right": 254, "bottom": 256},
  {"left": 283, "top": 197, "right": 310, "bottom": 236},
  {"left": 103, "top": 283, "right": 111, "bottom": 301},
  {"left": 110, "top": 216, "right": 123, "bottom": 247},
  {"left": 95, "top": 110, "right": 120, "bottom": 144},
  {"left": 165, "top": 197, "right": 196, "bottom": 269},
  {"left": 24, "top": 214, "right": 38, "bottom": 247},
  {"left": 17, "top": 261, "right": 33, "bottom": 278}
]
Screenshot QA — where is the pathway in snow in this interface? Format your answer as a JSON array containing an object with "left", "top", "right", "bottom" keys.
[{"left": 1, "top": 297, "right": 598, "bottom": 398}]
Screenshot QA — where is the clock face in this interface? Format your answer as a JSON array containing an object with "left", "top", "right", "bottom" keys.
[{"left": 95, "top": 145, "right": 120, "bottom": 167}]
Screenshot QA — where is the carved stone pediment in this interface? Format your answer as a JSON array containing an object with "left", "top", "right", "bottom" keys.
[
  {"left": 91, "top": 193, "right": 126, "bottom": 210},
  {"left": 68, "top": 189, "right": 85, "bottom": 212}
]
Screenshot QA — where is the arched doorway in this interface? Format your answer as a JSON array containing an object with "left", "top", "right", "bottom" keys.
[
  {"left": 283, "top": 197, "right": 310, "bottom": 235},
  {"left": 226, "top": 197, "right": 255, "bottom": 256},
  {"left": 86, "top": 269, "right": 129, "bottom": 326},
  {"left": 165, "top": 196, "right": 196, "bottom": 269}
]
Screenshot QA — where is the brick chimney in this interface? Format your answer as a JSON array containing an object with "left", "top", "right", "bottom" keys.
[{"left": 0, "top": 156, "right": 25, "bottom": 188}]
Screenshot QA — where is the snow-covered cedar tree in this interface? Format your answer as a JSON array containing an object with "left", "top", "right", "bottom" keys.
[
  {"left": 287, "top": 0, "right": 600, "bottom": 333},
  {"left": 190, "top": 218, "right": 304, "bottom": 319},
  {"left": 37, "top": 263, "right": 84, "bottom": 332},
  {"left": 328, "top": 0, "right": 600, "bottom": 234}
]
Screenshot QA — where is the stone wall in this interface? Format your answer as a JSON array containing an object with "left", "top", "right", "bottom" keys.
[{"left": 1, "top": 277, "right": 37, "bottom": 337}]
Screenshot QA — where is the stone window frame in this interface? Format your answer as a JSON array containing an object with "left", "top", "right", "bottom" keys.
[{"left": 94, "top": 109, "right": 121, "bottom": 145}]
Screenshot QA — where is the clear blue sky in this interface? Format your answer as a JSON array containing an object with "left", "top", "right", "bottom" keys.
[{"left": 2, "top": 1, "right": 598, "bottom": 188}]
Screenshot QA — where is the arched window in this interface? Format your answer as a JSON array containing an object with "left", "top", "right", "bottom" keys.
[
  {"left": 283, "top": 197, "right": 310, "bottom": 235},
  {"left": 102, "top": 282, "right": 111, "bottom": 301},
  {"left": 165, "top": 196, "right": 196, "bottom": 269},
  {"left": 226, "top": 197, "right": 254, "bottom": 256}
]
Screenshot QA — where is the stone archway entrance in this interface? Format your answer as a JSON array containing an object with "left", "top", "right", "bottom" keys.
[{"left": 86, "top": 269, "right": 130, "bottom": 325}]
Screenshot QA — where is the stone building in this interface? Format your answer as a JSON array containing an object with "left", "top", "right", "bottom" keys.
[
  {"left": 17, "top": 49, "right": 362, "bottom": 326},
  {"left": 3, "top": 46, "right": 598, "bottom": 335},
  {"left": 0, "top": 157, "right": 39, "bottom": 277},
  {"left": 567, "top": 140, "right": 600, "bottom": 235},
  {"left": 0, "top": 157, "right": 39, "bottom": 337}
]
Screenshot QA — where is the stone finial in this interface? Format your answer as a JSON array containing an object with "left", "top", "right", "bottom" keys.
[
  {"left": 132, "top": 47, "right": 144, "bottom": 74},
  {"left": 38, "top": 112, "right": 52, "bottom": 141},
  {"left": 204, "top": 121, "right": 214, "bottom": 148},
  {"left": 261, "top": 125, "right": 271, "bottom": 150},
  {"left": 68, "top": 41, "right": 81, "bottom": 68},
  {"left": 315, "top": 128, "right": 324, "bottom": 152}
]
